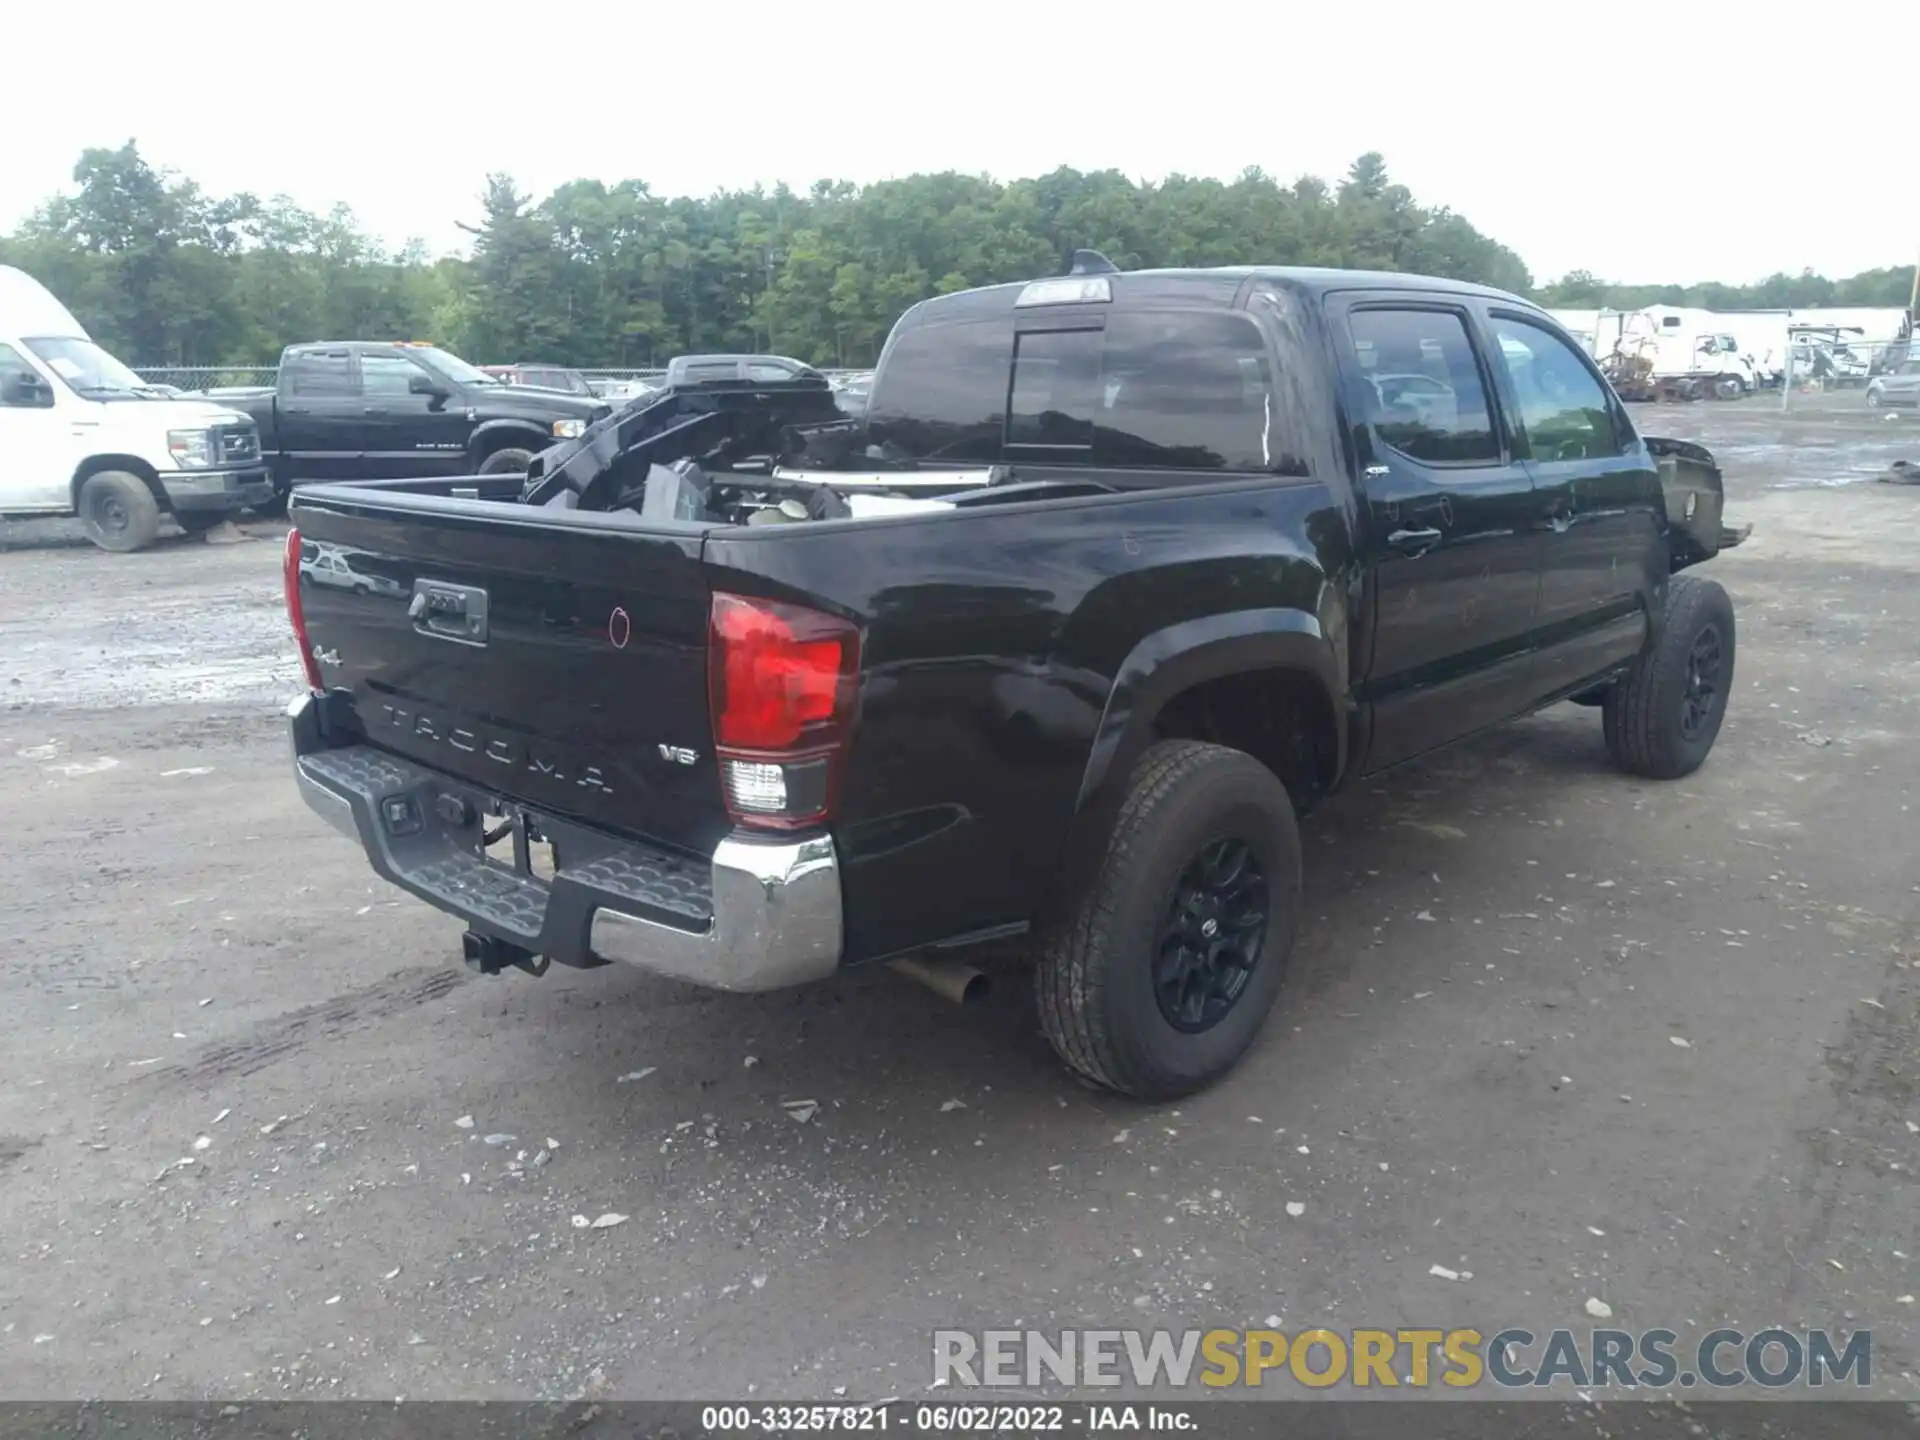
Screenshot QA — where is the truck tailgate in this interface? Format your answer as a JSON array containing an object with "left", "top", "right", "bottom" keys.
[{"left": 289, "top": 483, "right": 727, "bottom": 860}]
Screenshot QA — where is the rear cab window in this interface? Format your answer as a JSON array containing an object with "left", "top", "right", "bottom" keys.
[{"left": 868, "top": 306, "right": 1295, "bottom": 476}]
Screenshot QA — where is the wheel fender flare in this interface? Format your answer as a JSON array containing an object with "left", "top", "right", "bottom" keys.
[
  {"left": 467, "top": 420, "right": 548, "bottom": 464},
  {"left": 1044, "top": 610, "right": 1344, "bottom": 921},
  {"left": 1076, "top": 608, "right": 1347, "bottom": 815}
]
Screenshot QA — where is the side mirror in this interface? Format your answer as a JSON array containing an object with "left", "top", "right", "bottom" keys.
[
  {"left": 1, "top": 371, "right": 53, "bottom": 407},
  {"left": 408, "top": 373, "right": 449, "bottom": 399}
]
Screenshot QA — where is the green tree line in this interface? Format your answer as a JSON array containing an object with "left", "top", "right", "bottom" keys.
[
  {"left": 1535, "top": 267, "right": 1916, "bottom": 312},
  {"left": 0, "top": 143, "right": 1908, "bottom": 372}
]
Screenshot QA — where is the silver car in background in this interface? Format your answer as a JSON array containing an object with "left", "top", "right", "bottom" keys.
[{"left": 1866, "top": 357, "right": 1920, "bottom": 408}]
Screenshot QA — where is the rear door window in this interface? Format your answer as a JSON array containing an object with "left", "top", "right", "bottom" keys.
[
  {"left": 1345, "top": 308, "right": 1499, "bottom": 464},
  {"left": 283, "top": 350, "right": 355, "bottom": 397}
]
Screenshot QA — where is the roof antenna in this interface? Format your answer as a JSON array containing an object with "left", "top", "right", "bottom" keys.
[{"left": 1068, "top": 249, "right": 1118, "bottom": 276}]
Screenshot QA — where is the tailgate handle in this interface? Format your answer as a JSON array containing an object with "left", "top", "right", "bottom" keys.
[{"left": 409, "top": 580, "right": 489, "bottom": 646}]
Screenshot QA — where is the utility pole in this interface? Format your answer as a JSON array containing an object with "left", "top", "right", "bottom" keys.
[{"left": 763, "top": 247, "right": 783, "bottom": 353}]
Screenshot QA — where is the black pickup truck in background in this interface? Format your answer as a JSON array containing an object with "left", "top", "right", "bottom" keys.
[
  {"left": 221, "top": 341, "right": 609, "bottom": 508},
  {"left": 280, "top": 257, "right": 1746, "bottom": 1100}
]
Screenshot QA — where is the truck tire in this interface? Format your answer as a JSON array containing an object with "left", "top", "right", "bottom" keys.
[
  {"left": 77, "top": 471, "right": 162, "bottom": 554},
  {"left": 1603, "top": 575, "right": 1735, "bottom": 780},
  {"left": 478, "top": 447, "right": 536, "bottom": 476},
  {"left": 1035, "top": 740, "right": 1300, "bottom": 1101}
]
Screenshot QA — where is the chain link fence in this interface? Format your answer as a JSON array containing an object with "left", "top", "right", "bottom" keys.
[{"left": 133, "top": 366, "right": 280, "bottom": 391}]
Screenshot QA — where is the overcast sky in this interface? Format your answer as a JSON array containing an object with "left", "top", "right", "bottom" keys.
[{"left": 9, "top": 3, "right": 1916, "bottom": 288}]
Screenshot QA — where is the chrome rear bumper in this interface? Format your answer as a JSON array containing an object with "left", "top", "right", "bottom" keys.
[{"left": 287, "top": 693, "right": 843, "bottom": 991}]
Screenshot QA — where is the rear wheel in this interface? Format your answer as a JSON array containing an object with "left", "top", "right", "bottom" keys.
[
  {"left": 1603, "top": 575, "right": 1736, "bottom": 779},
  {"left": 478, "top": 447, "right": 535, "bottom": 476},
  {"left": 1866, "top": 386, "right": 1885, "bottom": 409},
  {"left": 77, "top": 471, "right": 162, "bottom": 554},
  {"left": 1035, "top": 740, "right": 1300, "bottom": 1101}
]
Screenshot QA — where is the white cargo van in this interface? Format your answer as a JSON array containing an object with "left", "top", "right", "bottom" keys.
[{"left": 0, "top": 266, "right": 271, "bottom": 552}]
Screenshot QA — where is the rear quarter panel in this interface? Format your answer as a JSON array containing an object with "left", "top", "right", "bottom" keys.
[{"left": 704, "top": 479, "right": 1350, "bottom": 963}]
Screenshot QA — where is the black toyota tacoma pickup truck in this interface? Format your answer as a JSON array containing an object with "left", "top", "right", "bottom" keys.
[
  {"left": 280, "top": 258, "right": 1746, "bottom": 1100},
  {"left": 223, "top": 341, "right": 609, "bottom": 507}
]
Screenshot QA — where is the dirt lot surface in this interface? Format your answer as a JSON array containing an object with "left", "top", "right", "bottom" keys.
[{"left": 0, "top": 394, "right": 1916, "bottom": 1404}]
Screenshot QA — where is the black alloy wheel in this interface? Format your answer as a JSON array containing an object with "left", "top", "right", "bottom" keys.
[
  {"left": 1153, "top": 837, "right": 1269, "bottom": 1033},
  {"left": 1679, "top": 624, "right": 1724, "bottom": 742}
]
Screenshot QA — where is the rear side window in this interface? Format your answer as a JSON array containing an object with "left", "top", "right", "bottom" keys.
[
  {"left": 1346, "top": 308, "right": 1498, "bottom": 464},
  {"left": 872, "top": 311, "right": 1286, "bottom": 473},
  {"left": 284, "top": 351, "right": 354, "bottom": 397}
]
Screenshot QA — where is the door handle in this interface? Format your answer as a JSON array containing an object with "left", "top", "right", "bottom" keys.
[
  {"left": 363, "top": 406, "right": 388, "bottom": 416},
  {"left": 1387, "top": 527, "right": 1443, "bottom": 556}
]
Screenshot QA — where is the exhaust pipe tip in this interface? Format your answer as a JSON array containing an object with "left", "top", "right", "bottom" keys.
[{"left": 888, "top": 956, "right": 991, "bottom": 1007}]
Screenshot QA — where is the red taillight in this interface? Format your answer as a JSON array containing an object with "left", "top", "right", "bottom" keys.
[
  {"left": 708, "top": 593, "right": 860, "bottom": 829},
  {"left": 283, "top": 528, "right": 324, "bottom": 693}
]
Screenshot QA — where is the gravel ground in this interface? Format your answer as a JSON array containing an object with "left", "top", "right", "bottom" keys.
[{"left": 0, "top": 394, "right": 1916, "bottom": 1403}]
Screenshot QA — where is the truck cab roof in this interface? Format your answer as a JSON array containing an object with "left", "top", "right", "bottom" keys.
[
  {"left": 284, "top": 341, "right": 444, "bottom": 354},
  {"left": 898, "top": 265, "right": 1533, "bottom": 328}
]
